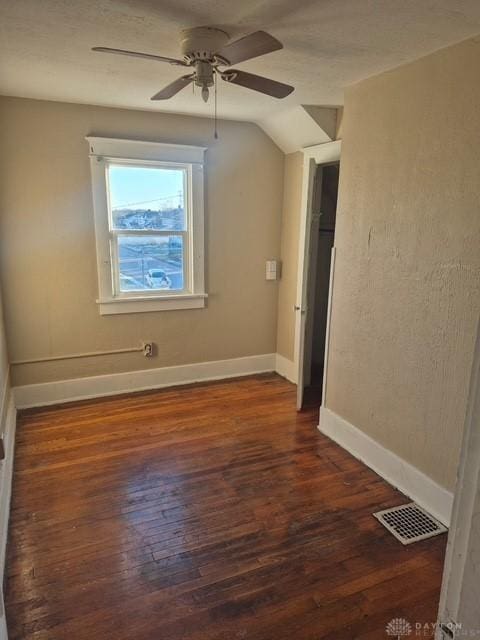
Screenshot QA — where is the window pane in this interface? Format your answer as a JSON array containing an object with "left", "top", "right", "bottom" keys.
[
  {"left": 118, "top": 236, "right": 184, "bottom": 292},
  {"left": 108, "top": 164, "right": 186, "bottom": 231}
]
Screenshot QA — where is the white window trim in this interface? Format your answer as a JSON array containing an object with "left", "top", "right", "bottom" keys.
[{"left": 86, "top": 137, "right": 207, "bottom": 315}]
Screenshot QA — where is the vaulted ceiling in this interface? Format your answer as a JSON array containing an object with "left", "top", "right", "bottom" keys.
[{"left": 2, "top": 0, "right": 480, "bottom": 124}]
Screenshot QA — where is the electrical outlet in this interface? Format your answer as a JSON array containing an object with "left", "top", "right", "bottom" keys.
[{"left": 142, "top": 342, "right": 154, "bottom": 357}]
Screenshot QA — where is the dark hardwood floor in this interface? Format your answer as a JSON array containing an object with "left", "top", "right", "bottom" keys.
[{"left": 5, "top": 374, "right": 446, "bottom": 639}]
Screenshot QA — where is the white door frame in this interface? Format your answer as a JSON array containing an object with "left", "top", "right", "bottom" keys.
[
  {"left": 435, "top": 315, "right": 480, "bottom": 638},
  {"left": 294, "top": 140, "right": 341, "bottom": 409}
]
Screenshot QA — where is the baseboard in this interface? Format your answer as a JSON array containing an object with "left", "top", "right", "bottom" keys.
[
  {"left": 13, "top": 353, "right": 278, "bottom": 409},
  {"left": 319, "top": 406, "right": 453, "bottom": 526},
  {"left": 275, "top": 354, "right": 296, "bottom": 383},
  {"left": 0, "top": 392, "right": 16, "bottom": 582}
]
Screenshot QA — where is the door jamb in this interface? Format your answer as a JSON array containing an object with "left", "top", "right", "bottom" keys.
[{"left": 321, "top": 246, "right": 336, "bottom": 408}]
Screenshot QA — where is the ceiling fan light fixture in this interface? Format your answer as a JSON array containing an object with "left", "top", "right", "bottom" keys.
[{"left": 201, "top": 85, "right": 209, "bottom": 103}]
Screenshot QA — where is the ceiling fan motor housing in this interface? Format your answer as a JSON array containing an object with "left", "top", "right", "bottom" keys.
[{"left": 180, "top": 27, "right": 229, "bottom": 63}]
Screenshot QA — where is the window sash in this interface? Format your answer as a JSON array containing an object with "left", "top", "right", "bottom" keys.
[
  {"left": 110, "top": 230, "right": 190, "bottom": 297},
  {"left": 106, "top": 159, "right": 190, "bottom": 233},
  {"left": 110, "top": 229, "right": 187, "bottom": 237},
  {"left": 105, "top": 159, "right": 193, "bottom": 299}
]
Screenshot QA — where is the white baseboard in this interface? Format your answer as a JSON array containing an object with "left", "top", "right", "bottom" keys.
[
  {"left": 13, "top": 353, "right": 277, "bottom": 409},
  {"left": 275, "top": 354, "right": 296, "bottom": 383},
  {"left": 319, "top": 406, "right": 453, "bottom": 526}
]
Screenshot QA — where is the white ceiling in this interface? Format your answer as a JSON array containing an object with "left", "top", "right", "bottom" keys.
[{"left": 2, "top": 0, "right": 480, "bottom": 125}]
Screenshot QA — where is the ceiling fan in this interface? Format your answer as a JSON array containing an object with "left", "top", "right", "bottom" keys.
[{"left": 92, "top": 27, "right": 294, "bottom": 103}]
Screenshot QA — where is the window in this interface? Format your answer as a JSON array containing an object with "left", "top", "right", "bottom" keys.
[{"left": 87, "top": 137, "right": 206, "bottom": 314}]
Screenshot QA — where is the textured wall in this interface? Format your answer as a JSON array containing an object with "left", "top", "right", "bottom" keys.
[
  {"left": 0, "top": 97, "right": 284, "bottom": 386},
  {"left": 325, "top": 37, "right": 480, "bottom": 490},
  {"left": 276, "top": 152, "right": 303, "bottom": 362}
]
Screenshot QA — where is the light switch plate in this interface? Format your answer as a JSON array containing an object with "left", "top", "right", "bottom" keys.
[{"left": 266, "top": 260, "right": 281, "bottom": 281}]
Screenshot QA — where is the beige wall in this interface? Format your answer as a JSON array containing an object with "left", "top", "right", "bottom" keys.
[
  {"left": 276, "top": 151, "right": 303, "bottom": 362},
  {"left": 325, "top": 36, "right": 480, "bottom": 490},
  {"left": 0, "top": 97, "right": 284, "bottom": 386}
]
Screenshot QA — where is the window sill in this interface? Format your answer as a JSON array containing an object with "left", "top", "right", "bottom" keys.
[{"left": 97, "top": 293, "right": 207, "bottom": 315}]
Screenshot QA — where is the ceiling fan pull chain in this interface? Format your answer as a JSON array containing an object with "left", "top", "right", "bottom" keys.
[{"left": 214, "top": 72, "right": 218, "bottom": 140}]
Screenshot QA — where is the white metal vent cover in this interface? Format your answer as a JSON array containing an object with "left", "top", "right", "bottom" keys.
[{"left": 373, "top": 502, "right": 447, "bottom": 545}]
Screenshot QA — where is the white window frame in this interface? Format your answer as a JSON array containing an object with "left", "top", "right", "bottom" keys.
[{"left": 86, "top": 137, "right": 207, "bottom": 315}]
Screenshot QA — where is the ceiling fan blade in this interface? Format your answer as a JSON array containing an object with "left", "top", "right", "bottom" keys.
[
  {"left": 216, "top": 31, "right": 283, "bottom": 65},
  {"left": 221, "top": 70, "right": 294, "bottom": 98},
  {"left": 92, "top": 47, "right": 187, "bottom": 66},
  {"left": 151, "top": 75, "right": 195, "bottom": 100}
]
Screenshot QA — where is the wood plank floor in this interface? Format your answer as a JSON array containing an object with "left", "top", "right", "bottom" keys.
[{"left": 5, "top": 374, "right": 446, "bottom": 639}]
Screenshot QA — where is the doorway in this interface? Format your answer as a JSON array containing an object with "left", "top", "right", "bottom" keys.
[
  {"left": 299, "top": 163, "right": 339, "bottom": 408},
  {"left": 294, "top": 140, "right": 341, "bottom": 410}
]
